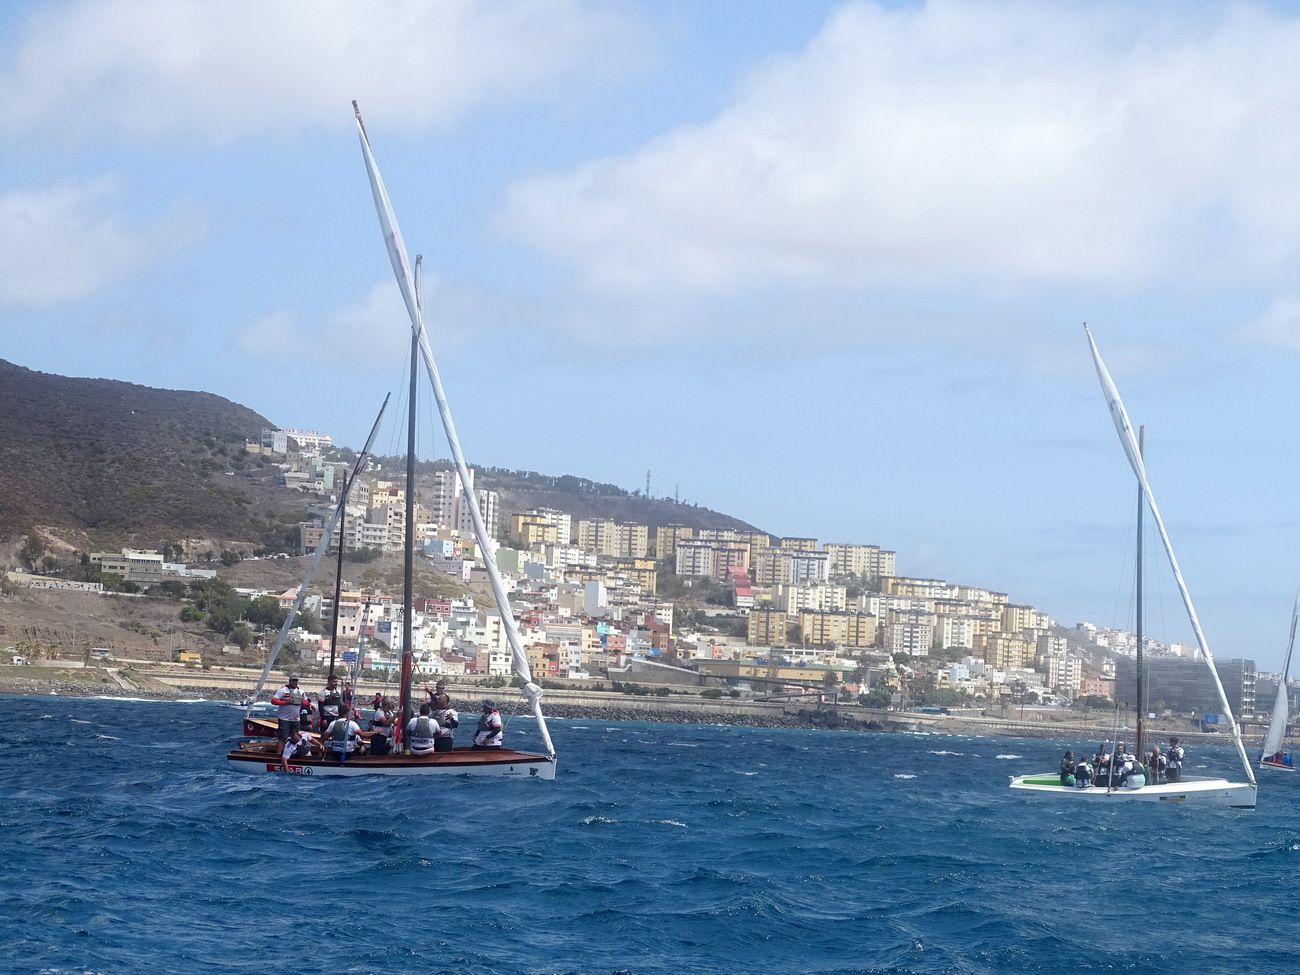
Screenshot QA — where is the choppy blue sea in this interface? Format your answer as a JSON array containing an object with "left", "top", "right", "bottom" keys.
[{"left": 4, "top": 695, "right": 1299, "bottom": 974}]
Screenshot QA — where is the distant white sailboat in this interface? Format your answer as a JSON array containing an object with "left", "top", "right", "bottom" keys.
[
  {"left": 1260, "top": 591, "right": 1298, "bottom": 772},
  {"left": 1009, "top": 325, "right": 1257, "bottom": 808}
]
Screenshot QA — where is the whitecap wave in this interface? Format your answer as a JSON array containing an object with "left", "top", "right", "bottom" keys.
[
  {"left": 581, "top": 815, "right": 616, "bottom": 825},
  {"left": 70, "top": 718, "right": 92, "bottom": 725},
  {"left": 895, "top": 773, "right": 917, "bottom": 780},
  {"left": 995, "top": 754, "right": 1022, "bottom": 760},
  {"left": 656, "top": 819, "right": 687, "bottom": 828},
  {"left": 928, "top": 750, "right": 965, "bottom": 757},
  {"left": 96, "top": 734, "right": 121, "bottom": 741}
]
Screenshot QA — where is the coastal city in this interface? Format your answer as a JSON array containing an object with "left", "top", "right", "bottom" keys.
[{"left": 6, "top": 423, "right": 1269, "bottom": 728}]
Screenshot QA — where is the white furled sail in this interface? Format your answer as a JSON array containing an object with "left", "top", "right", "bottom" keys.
[
  {"left": 244, "top": 395, "right": 389, "bottom": 716},
  {"left": 352, "top": 101, "right": 556, "bottom": 762},
  {"left": 1263, "top": 590, "right": 1299, "bottom": 758},
  {"left": 1084, "top": 325, "right": 1256, "bottom": 788}
]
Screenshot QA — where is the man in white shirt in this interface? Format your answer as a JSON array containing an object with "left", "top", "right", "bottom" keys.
[
  {"left": 369, "top": 698, "right": 395, "bottom": 756},
  {"left": 280, "top": 727, "right": 318, "bottom": 771},
  {"left": 271, "top": 675, "right": 304, "bottom": 741},
  {"left": 324, "top": 712, "right": 364, "bottom": 764},
  {"left": 434, "top": 702, "right": 459, "bottom": 753},
  {"left": 473, "top": 700, "right": 503, "bottom": 748},
  {"left": 406, "top": 703, "right": 440, "bottom": 756}
]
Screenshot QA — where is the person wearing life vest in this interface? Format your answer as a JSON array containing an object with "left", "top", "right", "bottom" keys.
[
  {"left": 434, "top": 700, "right": 459, "bottom": 752},
  {"left": 271, "top": 675, "right": 304, "bottom": 741},
  {"left": 473, "top": 699, "right": 503, "bottom": 748},
  {"left": 1073, "top": 757, "right": 1093, "bottom": 788},
  {"left": 341, "top": 680, "right": 355, "bottom": 713},
  {"left": 1166, "top": 737, "right": 1185, "bottom": 783},
  {"left": 1148, "top": 745, "right": 1167, "bottom": 784},
  {"left": 1059, "top": 750, "right": 1075, "bottom": 786},
  {"left": 1092, "top": 743, "right": 1111, "bottom": 785},
  {"left": 280, "top": 727, "right": 318, "bottom": 771},
  {"left": 324, "top": 710, "right": 364, "bottom": 764},
  {"left": 406, "top": 703, "right": 440, "bottom": 756},
  {"left": 298, "top": 694, "right": 317, "bottom": 733},
  {"left": 318, "top": 676, "right": 342, "bottom": 731},
  {"left": 368, "top": 697, "right": 395, "bottom": 756}
]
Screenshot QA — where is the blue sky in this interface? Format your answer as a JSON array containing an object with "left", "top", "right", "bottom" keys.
[{"left": 5, "top": 0, "right": 1300, "bottom": 667}]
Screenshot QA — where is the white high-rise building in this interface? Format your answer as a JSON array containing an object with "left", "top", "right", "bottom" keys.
[{"left": 433, "top": 468, "right": 499, "bottom": 539}]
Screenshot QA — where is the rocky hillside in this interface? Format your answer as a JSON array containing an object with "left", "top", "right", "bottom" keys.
[{"left": 0, "top": 359, "right": 279, "bottom": 545}]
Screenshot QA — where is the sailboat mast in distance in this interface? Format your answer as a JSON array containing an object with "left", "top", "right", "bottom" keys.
[
  {"left": 400, "top": 321, "right": 418, "bottom": 749},
  {"left": 1135, "top": 425, "right": 1144, "bottom": 763}
]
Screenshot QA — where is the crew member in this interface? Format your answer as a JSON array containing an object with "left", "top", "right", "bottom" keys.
[
  {"left": 1148, "top": 745, "right": 1167, "bottom": 784},
  {"left": 319, "top": 676, "right": 342, "bottom": 732},
  {"left": 1166, "top": 737, "right": 1184, "bottom": 783},
  {"left": 1059, "top": 750, "right": 1075, "bottom": 786},
  {"left": 406, "top": 703, "right": 440, "bottom": 756},
  {"left": 473, "top": 699, "right": 503, "bottom": 748},
  {"left": 1073, "top": 757, "right": 1093, "bottom": 788},
  {"left": 271, "top": 675, "right": 304, "bottom": 742},
  {"left": 280, "top": 727, "right": 317, "bottom": 771},
  {"left": 1092, "top": 743, "right": 1111, "bottom": 785},
  {"left": 324, "top": 710, "right": 364, "bottom": 764},
  {"left": 369, "top": 697, "right": 396, "bottom": 756},
  {"left": 434, "top": 699, "right": 459, "bottom": 752}
]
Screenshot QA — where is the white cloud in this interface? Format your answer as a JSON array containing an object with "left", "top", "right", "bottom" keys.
[
  {"left": 0, "top": 180, "right": 191, "bottom": 308},
  {"left": 1235, "top": 297, "right": 1300, "bottom": 352},
  {"left": 0, "top": 0, "right": 641, "bottom": 142},
  {"left": 504, "top": 1, "right": 1300, "bottom": 294},
  {"left": 236, "top": 282, "right": 411, "bottom": 363}
]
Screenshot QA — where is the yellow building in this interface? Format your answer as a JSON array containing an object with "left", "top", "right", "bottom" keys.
[
  {"left": 512, "top": 513, "right": 559, "bottom": 547},
  {"left": 654, "top": 525, "right": 695, "bottom": 562},
  {"left": 797, "top": 610, "right": 878, "bottom": 649},
  {"left": 780, "top": 536, "right": 819, "bottom": 552},
  {"left": 747, "top": 607, "right": 789, "bottom": 647},
  {"left": 975, "top": 633, "right": 1034, "bottom": 670}
]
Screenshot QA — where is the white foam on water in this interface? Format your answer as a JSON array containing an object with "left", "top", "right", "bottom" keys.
[
  {"left": 581, "top": 815, "right": 616, "bottom": 825},
  {"left": 70, "top": 719, "right": 92, "bottom": 725},
  {"left": 928, "top": 750, "right": 965, "bottom": 757},
  {"left": 656, "top": 819, "right": 687, "bottom": 828},
  {"left": 995, "top": 754, "right": 1022, "bottom": 760},
  {"left": 96, "top": 734, "right": 120, "bottom": 741},
  {"left": 894, "top": 773, "right": 917, "bottom": 780}
]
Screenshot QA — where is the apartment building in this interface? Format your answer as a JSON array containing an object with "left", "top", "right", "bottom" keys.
[
  {"left": 798, "top": 609, "right": 879, "bottom": 649},
  {"left": 747, "top": 607, "right": 789, "bottom": 647}
]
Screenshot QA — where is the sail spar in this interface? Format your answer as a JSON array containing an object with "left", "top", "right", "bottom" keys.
[
  {"left": 1084, "top": 325, "right": 1256, "bottom": 787},
  {"left": 352, "top": 101, "right": 556, "bottom": 761}
]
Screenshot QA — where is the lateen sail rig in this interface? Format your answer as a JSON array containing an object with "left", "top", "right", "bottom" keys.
[
  {"left": 352, "top": 100, "right": 556, "bottom": 762},
  {"left": 1262, "top": 590, "right": 1299, "bottom": 762},
  {"left": 245, "top": 394, "right": 390, "bottom": 717},
  {"left": 1084, "top": 325, "right": 1256, "bottom": 788}
]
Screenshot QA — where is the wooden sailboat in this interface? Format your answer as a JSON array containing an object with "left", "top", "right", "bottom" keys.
[
  {"left": 1260, "top": 591, "right": 1298, "bottom": 771},
  {"left": 227, "top": 102, "right": 557, "bottom": 779},
  {"left": 1009, "top": 326, "right": 1257, "bottom": 808}
]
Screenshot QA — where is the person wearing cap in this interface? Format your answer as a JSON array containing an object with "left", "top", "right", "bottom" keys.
[
  {"left": 280, "top": 726, "right": 318, "bottom": 771},
  {"left": 473, "top": 699, "right": 503, "bottom": 748},
  {"left": 271, "top": 675, "right": 305, "bottom": 741}
]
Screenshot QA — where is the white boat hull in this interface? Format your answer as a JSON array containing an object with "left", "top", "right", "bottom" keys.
[
  {"left": 1008, "top": 774, "right": 1256, "bottom": 808},
  {"left": 1260, "top": 759, "right": 1297, "bottom": 772},
  {"left": 227, "top": 748, "right": 557, "bottom": 780}
]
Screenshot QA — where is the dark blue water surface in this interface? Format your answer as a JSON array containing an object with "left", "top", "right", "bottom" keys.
[{"left": 4, "top": 695, "right": 1298, "bottom": 974}]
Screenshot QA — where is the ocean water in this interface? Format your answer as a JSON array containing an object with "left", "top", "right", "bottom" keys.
[{"left": 4, "top": 696, "right": 1299, "bottom": 975}]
